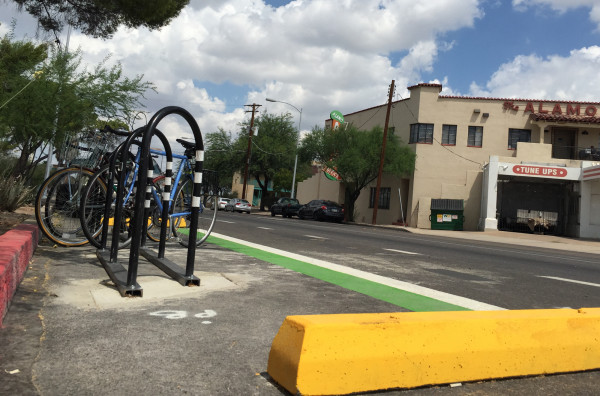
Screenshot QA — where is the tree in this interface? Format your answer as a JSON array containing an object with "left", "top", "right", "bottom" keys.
[
  {"left": 203, "top": 128, "right": 240, "bottom": 195},
  {"left": 239, "top": 112, "right": 298, "bottom": 210},
  {"left": 0, "top": 32, "right": 155, "bottom": 180},
  {"left": 203, "top": 113, "right": 301, "bottom": 209},
  {"left": 299, "top": 124, "right": 415, "bottom": 222},
  {"left": 12, "top": 0, "right": 189, "bottom": 39}
]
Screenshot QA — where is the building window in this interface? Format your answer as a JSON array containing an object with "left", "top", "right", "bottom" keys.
[
  {"left": 369, "top": 187, "right": 391, "bottom": 209},
  {"left": 467, "top": 126, "right": 483, "bottom": 147},
  {"left": 508, "top": 128, "right": 531, "bottom": 150},
  {"left": 442, "top": 124, "right": 457, "bottom": 145},
  {"left": 409, "top": 123, "right": 433, "bottom": 144}
]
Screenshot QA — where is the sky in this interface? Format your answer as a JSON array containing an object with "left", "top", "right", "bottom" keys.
[{"left": 2, "top": 0, "right": 600, "bottom": 145}]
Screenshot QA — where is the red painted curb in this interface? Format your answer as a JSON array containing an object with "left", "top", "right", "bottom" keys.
[{"left": 0, "top": 224, "right": 40, "bottom": 326}]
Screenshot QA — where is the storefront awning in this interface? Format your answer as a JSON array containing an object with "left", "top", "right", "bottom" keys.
[{"left": 583, "top": 165, "right": 600, "bottom": 181}]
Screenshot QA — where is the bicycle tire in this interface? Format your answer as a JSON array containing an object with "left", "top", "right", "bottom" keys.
[
  {"left": 80, "top": 164, "right": 135, "bottom": 249},
  {"left": 171, "top": 179, "right": 218, "bottom": 247},
  {"left": 35, "top": 167, "right": 95, "bottom": 247},
  {"left": 146, "top": 175, "right": 167, "bottom": 243}
]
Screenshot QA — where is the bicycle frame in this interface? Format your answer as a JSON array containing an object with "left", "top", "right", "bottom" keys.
[{"left": 148, "top": 149, "right": 199, "bottom": 220}]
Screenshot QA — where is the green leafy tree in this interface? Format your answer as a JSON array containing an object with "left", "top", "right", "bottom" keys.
[
  {"left": 299, "top": 124, "right": 415, "bottom": 222},
  {"left": 231, "top": 112, "right": 296, "bottom": 210},
  {"left": 203, "top": 128, "right": 241, "bottom": 195},
  {"left": 12, "top": 0, "right": 189, "bottom": 39},
  {"left": 0, "top": 32, "right": 155, "bottom": 180}
]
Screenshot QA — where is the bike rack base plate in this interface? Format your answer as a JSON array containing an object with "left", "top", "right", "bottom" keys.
[
  {"left": 96, "top": 250, "right": 143, "bottom": 297},
  {"left": 139, "top": 247, "right": 201, "bottom": 287}
]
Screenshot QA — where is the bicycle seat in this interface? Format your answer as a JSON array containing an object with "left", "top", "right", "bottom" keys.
[{"left": 176, "top": 139, "right": 196, "bottom": 150}]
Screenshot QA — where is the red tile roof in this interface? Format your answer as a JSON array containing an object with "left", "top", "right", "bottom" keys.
[{"left": 529, "top": 113, "right": 600, "bottom": 124}]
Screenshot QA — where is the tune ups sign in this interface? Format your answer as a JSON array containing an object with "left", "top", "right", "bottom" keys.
[{"left": 324, "top": 110, "right": 344, "bottom": 181}]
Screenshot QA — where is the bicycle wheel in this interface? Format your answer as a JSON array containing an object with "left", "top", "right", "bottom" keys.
[
  {"left": 171, "top": 179, "right": 218, "bottom": 247},
  {"left": 35, "top": 167, "right": 95, "bottom": 247},
  {"left": 80, "top": 164, "right": 135, "bottom": 249}
]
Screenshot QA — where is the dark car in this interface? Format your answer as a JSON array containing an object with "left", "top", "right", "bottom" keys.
[
  {"left": 270, "top": 197, "right": 302, "bottom": 218},
  {"left": 298, "top": 199, "right": 344, "bottom": 222}
]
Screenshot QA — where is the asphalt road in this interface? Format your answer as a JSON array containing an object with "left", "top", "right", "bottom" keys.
[{"left": 213, "top": 211, "right": 600, "bottom": 311}]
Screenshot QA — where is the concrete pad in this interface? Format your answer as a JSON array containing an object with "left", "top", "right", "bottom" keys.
[
  {"left": 50, "top": 271, "right": 238, "bottom": 310},
  {"left": 267, "top": 308, "right": 600, "bottom": 395}
]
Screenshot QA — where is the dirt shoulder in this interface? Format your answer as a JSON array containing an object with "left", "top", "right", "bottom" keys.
[{"left": 0, "top": 206, "right": 35, "bottom": 236}]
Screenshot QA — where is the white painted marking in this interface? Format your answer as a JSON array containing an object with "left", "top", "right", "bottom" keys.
[
  {"left": 210, "top": 232, "right": 505, "bottom": 311},
  {"left": 538, "top": 276, "right": 600, "bottom": 288},
  {"left": 194, "top": 309, "right": 217, "bottom": 318},
  {"left": 149, "top": 310, "right": 187, "bottom": 319},
  {"left": 258, "top": 227, "right": 273, "bottom": 230},
  {"left": 218, "top": 219, "right": 235, "bottom": 224},
  {"left": 384, "top": 248, "right": 420, "bottom": 255},
  {"left": 305, "top": 235, "right": 327, "bottom": 239},
  {"left": 149, "top": 310, "right": 217, "bottom": 321}
]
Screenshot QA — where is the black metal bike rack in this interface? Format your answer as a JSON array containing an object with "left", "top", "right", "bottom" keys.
[{"left": 96, "top": 106, "right": 205, "bottom": 297}]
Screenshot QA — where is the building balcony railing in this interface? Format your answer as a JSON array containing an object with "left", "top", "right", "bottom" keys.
[{"left": 551, "top": 145, "right": 600, "bottom": 161}]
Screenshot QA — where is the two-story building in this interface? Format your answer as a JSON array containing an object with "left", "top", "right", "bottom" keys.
[{"left": 296, "top": 83, "right": 600, "bottom": 239}]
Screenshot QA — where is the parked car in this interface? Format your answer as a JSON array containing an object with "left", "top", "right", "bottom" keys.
[
  {"left": 297, "top": 200, "right": 344, "bottom": 222},
  {"left": 224, "top": 198, "right": 252, "bottom": 213},
  {"left": 270, "top": 197, "right": 302, "bottom": 218},
  {"left": 217, "top": 197, "right": 230, "bottom": 210}
]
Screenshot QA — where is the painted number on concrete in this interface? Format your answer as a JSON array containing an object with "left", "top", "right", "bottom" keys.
[{"left": 149, "top": 310, "right": 217, "bottom": 324}]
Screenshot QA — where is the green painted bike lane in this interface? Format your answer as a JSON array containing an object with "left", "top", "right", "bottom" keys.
[{"left": 206, "top": 234, "right": 469, "bottom": 312}]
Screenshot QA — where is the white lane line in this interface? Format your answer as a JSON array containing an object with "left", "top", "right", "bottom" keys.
[
  {"left": 538, "top": 276, "right": 600, "bottom": 288},
  {"left": 384, "top": 248, "right": 420, "bottom": 255},
  {"left": 305, "top": 235, "right": 327, "bottom": 239},
  {"left": 258, "top": 227, "right": 273, "bottom": 230},
  {"left": 211, "top": 231, "right": 504, "bottom": 311},
  {"left": 217, "top": 219, "right": 235, "bottom": 224}
]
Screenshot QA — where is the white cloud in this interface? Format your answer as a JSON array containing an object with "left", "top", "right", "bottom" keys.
[
  {"left": 1, "top": 0, "right": 484, "bottom": 147},
  {"left": 470, "top": 46, "right": 600, "bottom": 100},
  {"left": 513, "top": 0, "right": 600, "bottom": 29}
]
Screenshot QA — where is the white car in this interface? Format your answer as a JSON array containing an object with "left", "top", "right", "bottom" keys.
[
  {"left": 217, "top": 197, "right": 230, "bottom": 210},
  {"left": 224, "top": 198, "right": 252, "bottom": 213}
]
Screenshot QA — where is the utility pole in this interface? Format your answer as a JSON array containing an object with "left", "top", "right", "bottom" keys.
[
  {"left": 242, "top": 103, "right": 261, "bottom": 200},
  {"left": 372, "top": 79, "right": 395, "bottom": 225}
]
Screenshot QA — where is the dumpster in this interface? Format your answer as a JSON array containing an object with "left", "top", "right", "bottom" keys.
[{"left": 430, "top": 199, "right": 464, "bottom": 230}]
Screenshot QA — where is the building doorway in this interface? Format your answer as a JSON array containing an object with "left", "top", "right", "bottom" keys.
[
  {"left": 551, "top": 127, "right": 577, "bottom": 159},
  {"left": 496, "top": 177, "right": 574, "bottom": 235}
]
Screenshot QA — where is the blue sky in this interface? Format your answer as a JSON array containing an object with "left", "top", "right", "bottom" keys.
[{"left": 2, "top": 0, "right": 600, "bottom": 141}]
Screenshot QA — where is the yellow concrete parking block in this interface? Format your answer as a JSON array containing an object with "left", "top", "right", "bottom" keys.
[{"left": 267, "top": 308, "right": 600, "bottom": 395}]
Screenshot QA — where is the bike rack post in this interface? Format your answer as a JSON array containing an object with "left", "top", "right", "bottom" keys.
[
  {"left": 135, "top": 106, "right": 204, "bottom": 287},
  {"left": 96, "top": 128, "right": 148, "bottom": 296}
]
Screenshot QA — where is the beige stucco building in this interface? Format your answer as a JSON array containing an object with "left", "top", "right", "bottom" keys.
[{"left": 297, "top": 83, "right": 600, "bottom": 239}]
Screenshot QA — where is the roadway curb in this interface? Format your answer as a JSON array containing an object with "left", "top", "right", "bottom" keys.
[
  {"left": 0, "top": 223, "right": 40, "bottom": 326},
  {"left": 267, "top": 308, "right": 600, "bottom": 395}
]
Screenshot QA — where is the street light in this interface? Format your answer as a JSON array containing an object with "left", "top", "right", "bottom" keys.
[{"left": 266, "top": 98, "right": 302, "bottom": 199}]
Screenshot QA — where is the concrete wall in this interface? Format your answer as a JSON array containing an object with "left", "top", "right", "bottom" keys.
[
  {"left": 231, "top": 171, "right": 254, "bottom": 202},
  {"left": 580, "top": 179, "right": 600, "bottom": 239},
  {"left": 296, "top": 169, "right": 344, "bottom": 205}
]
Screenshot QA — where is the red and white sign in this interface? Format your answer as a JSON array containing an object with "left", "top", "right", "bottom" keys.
[
  {"left": 583, "top": 165, "right": 600, "bottom": 181},
  {"left": 512, "top": 165, "right": 567, "bottom": 178}
]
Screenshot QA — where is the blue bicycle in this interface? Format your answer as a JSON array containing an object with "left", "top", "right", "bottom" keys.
[
  {"left": 147, "top": 138, "right": 218, "bottom": 247},
  {"left": 79, "top": 136, "right": 218, "bottom": 248}
]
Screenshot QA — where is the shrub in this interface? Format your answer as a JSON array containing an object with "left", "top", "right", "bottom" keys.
[{"left": 0, "top": 172, "right": 35, "bottom": 212}]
